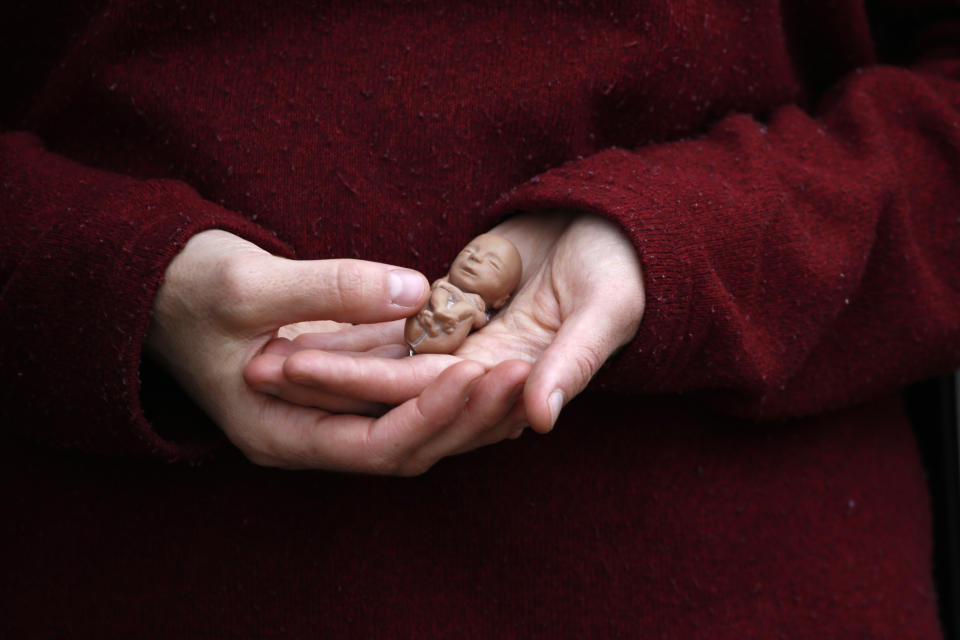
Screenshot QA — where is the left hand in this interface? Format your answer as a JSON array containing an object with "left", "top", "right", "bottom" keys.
[
  {"left": 245, "top": 211, "right": 646, "bottom": 433},
  {"left": 145, "top": 229, "right": 530, "bottom": 474}
]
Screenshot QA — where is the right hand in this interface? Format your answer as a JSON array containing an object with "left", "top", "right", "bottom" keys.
[{"left": 146, "top": 229, "right": 530, "bottom": 474}]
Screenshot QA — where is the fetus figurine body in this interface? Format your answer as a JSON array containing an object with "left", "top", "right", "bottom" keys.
[{"left": 405, "top": 233, "right": 522, "bottom": 354}]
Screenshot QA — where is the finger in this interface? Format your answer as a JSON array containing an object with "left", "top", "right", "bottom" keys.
[
  {"left": 243, "top": 257, "right": 429, "bottom": 328},
  {"left": 290, "top": 320, "right": 406, "bottom": 352},
  {"left": 363, "top": 343, "right": 412, "bottom": 359},
  {"left": 276, "top": 320, "right": 349, "bottom": 341},
  {"left": 263, "top": 337, "right": 297, "bottom": 356},
  {"left": 265, "top": 334, "right": 408, "bottom": 360},
  {"left": 432, "top": 359, "right": 531, "bottom": 456},
  {"left": 263, "top": 360, "right": 487, "bottom": 473},
  {"left": 283, "top": 349, "right": 461, "bottom": 405},
  {"left": 244, "top": 352, "right": 386, "bottom": 414},
  {"left": 524, "top": 305, "right": 641, "bottom": 433},
  {"left": 415, "top": 359, "right": 529, "bottom": 460},
  {"left": 493, "top": 401, "right": 530, "bottom": 442}
]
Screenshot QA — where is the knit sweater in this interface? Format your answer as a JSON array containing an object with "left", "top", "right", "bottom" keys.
[{"left": 2, "top": 0, "right": 959, "bottom": 637}]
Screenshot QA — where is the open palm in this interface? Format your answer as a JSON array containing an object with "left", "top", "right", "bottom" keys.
[{"left": 247, "top": 211, "right": 645, "bottom": 433}]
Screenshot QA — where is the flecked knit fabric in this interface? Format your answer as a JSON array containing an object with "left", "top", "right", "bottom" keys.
[{"left": 1, "top": 1, "right": 958, "bottom": 637}]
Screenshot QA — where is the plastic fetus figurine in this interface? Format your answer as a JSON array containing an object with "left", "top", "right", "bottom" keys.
[{"left": 405, "top": 233, "right": 522, "bottom": 354}]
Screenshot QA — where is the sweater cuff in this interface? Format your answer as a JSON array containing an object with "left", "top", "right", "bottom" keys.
[{"left": 8, "top": 175, "right": 293, "bottom": 462}]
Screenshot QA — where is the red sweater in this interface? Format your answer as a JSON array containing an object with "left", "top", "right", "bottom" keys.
[{"left": 2, "top": 0, "right": 959, "bottom": 637}]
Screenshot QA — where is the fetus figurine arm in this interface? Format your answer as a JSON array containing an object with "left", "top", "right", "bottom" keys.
[
  {"left": 432, "top": 281, "right": 486, "bottom": 333},
  {"left": 420, "top": 280, "right": 452, "bottom": 336}
]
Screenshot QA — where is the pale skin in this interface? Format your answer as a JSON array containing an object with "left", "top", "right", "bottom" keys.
[{"left": 147, "top": 211, "right": 645, "bottom": 474}]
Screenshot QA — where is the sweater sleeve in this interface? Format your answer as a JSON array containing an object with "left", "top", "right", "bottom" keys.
[
  {"left": 490, "top": 46, "right": 960, "bottom": 419},
  {"left": 0, "top": 131, "right": 294, "bottom": 460}
]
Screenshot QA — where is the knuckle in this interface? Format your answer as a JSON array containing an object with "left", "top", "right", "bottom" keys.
[
  {"left": 333, "top": 261, "right": 369, "bottom": 313},
  {"left": 241, "top": 358, "right": 270, "bottom": 387},
  {"left": 397, "top": 456, "right": 434, "bottom": 477},
  {"left": 366, "top": 439, "right": 414, "bottom": 476},
  {"left": 573, "top": 343, "right": 605, "bottom": 386},
  {"left": 299, "top": 434, "right": 332, "bottom": 468},
  {"left": 366, "top": 440, "right": 432, "bottom": 477},
  {"left": 368, "top": 452, "right": 402, "bottom": 476},
  {"left": 233, "top": 424, "right": 294, "bottom": 469},
  {"left": 363, "top": 433, "right": 401, "bottom": 475},
  {"left": 239, "top": 442, "right": 278, "bottom": 468},
  {"left": 215, "top": 256, "right": 262, "bottom": 322}
]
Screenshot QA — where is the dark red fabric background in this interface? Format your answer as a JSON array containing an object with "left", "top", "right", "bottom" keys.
[{"left": 1, "top": 0, "right": 959, "bottom": 637}]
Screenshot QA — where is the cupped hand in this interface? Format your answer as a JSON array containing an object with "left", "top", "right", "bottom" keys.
[
  {"left": 146, "top": 229, "right": 530, "bottom": 473},
  {"left": 252, "top": 211, "right": 646, "bottom": 433}
]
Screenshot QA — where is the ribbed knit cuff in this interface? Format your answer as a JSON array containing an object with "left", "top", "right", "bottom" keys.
[{"left": 3, "top": 166, "right": 293, "bottom": 462}]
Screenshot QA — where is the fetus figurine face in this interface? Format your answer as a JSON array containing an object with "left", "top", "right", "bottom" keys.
[
  {"left": 405, "top": 233, "right": 522, "bottom": 354},
  {"left": 447, "top": 234, "right": 523, "bottom": 309}
]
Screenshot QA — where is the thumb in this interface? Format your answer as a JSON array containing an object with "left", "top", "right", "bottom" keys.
[
  {"left": 523, "top": 305, "right": 640, "bottom": 434},
  {"left": 242, "top": 256, "right": 429, "bottom": 328}
]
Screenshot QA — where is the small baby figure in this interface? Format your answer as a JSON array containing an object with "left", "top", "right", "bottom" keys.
[{"left": 405, "top": 233, "right": 522, "bottom": 354}]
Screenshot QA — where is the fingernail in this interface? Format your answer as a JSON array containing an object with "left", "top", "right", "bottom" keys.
[
  {"left": 389, "top": 270, "right": 426, "bottom": 307},
  {"left": 548, "top": 390, "right": 564, "bottom": 428}
]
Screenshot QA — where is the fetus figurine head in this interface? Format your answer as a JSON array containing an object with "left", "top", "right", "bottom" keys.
[{"left": 447, "top": 233, "right": 522, "bottom": 308}]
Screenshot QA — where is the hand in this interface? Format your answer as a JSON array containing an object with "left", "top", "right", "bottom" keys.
[
  {"left": 146, "top": 229, "right": 530, "bottom": 473},
  {"left": 253, "top": 211, "right": 645, "bottom": 433}
]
